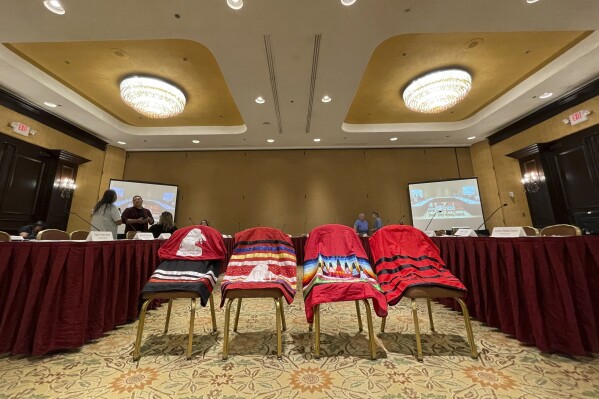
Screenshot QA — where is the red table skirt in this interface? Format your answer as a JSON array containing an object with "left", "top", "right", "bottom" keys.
[
  {"left": 0, "top": 240, "right": 162, "bottom": 356},
  {"left": 432, "top": 236, "right": 599, "bottom": 356}
]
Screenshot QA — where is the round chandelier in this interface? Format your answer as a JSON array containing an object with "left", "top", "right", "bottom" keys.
[
  {"left": 402, "top": 69, "right": 472, "bottom": 114},
  {"left": 120, "top": 76, "right": 186, "bottom": 119}
]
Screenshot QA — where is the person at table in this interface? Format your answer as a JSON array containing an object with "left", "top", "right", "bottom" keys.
[
  {"left": 121, "top": 195, "right": 154, "bottom": 233},
  {"left": 200, "top": 219, "right": 210, "bottom": 226},
  {"left": 353, "top": 213, "right": 369, "bottom": 235},
  {"left": 371, "top": 211, "right": 383, "bottom": 233},
  {"left": 149, "top": 211, "right": 178, "bottom": 238},
  {"left": 91, "top": 189, "right": 123, "bottom": 239},
  {"left": 18, "top": 220, "right": 47, "bottom": 239}
]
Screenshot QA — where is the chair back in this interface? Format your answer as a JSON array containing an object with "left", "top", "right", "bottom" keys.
[
  {"left": 126, "top": 231, "right": 137, "bottom": 239},
  {"left": 69, "top": 230, "right": 89, "bottom": 240},
  {"left": 540, "top": 224, "right": 582, "bottom": 237},
  {"left": 36, "top": 229, "right": 70, "bottom": 240},
  {"left": 0, "top": 231, "right": 11, "bottom": 242},
  {"left": 522, "top": 226, "right": 539, "bottom": 236}
]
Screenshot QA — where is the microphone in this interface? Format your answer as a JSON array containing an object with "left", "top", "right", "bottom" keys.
[
  {"left": 397, "top": 215, "right": 406, "bottom": 225},
  {"left": 424, "top": 211, "right": 442, "bottom": 231},
  {"left": 303, "top": 218, "right": 307, "bottom": 234},
  {"left": 477, "top": 203, "right": 508, "bottom": 230},
  {"left": 238, "top": 222, "right": 241, "bottom": 232},
  {"left": 281, "top": 223, "right": 286, "bottom": 232},
  {"left": 67, "top": 211, "right": 101, "bottom": 231},
  {"left": 384, "top": 219, "right": 389, "bottom": 226},
  {"left": 189, "top": 217, "right": 196, "bottom": 225}
]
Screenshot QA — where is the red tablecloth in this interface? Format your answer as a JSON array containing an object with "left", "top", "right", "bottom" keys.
[
  {"left": 431, "top": 236, "right": 599, "bottom": 356},
  {"left": 0, "top": 240, "right": 162, "bottom": 356}
]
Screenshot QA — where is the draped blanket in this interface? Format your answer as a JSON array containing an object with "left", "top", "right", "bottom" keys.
[
  {"left": 369, "top": 225, "right": 466, "bottom": 306},
  {"left": 221, "top": 227, "right": 297, "bottom": 306},
  {"left": 141, "top": 226, "right": 226, "bottom": 306},
  {"left": 303, "top": 224, "right": 388, "bottom": 323}
]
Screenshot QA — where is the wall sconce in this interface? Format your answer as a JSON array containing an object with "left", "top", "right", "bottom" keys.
[
  {"left": 55, "top": 178, "right": 77, "bottom": 198},
  {"left": 521, "top": 172, "right": 545, "bottom": 193}
]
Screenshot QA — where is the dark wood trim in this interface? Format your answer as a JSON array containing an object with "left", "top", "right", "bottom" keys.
[
  {"left": 0, "top": 87, "right": 107, "bottom": 151},
  {"left": 49, "top": 149, "right": 90, "bottom": 165},
  {"left": 506, "top": 143, "right": 543, "bottom": 159},
  {"left": 488, "top": 77, "right": 599, "bottom": 145}
]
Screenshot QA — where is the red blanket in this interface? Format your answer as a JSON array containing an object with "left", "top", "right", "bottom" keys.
[
  {"left": 369, "top": 225, "right": 466, "bottom": 306},
  {"left": 221, "top": 227, "right": 297, "bottom": 306},
  {"left": 302, "top": 224, "right": 387, "bottom": 323},
  {"left": 158, "top": 225, "right": 226, "bottom": 261}
]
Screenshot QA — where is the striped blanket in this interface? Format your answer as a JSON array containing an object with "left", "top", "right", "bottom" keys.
[
  {"left": 369, "top": 225, "right": 466, "bottom": 306},
  {"left": 141, "top": 226, "right": 226, "bottom": 306},
  {"left": 303, "top": 224, "right": 388, "bottom": 323},
  {"left": 220, "top": 227, "right": 297, "bottom": 306}
]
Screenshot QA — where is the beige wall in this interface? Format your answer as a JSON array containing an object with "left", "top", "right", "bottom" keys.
[
  {"left": 472, "top": 95, "right": 599, "bottom": 228},
  {"left": 123, "top": 147, "right": 474, "bottom": 235},
  {"left": 0, "top": 105, "right": 125, "bottom": 231}
]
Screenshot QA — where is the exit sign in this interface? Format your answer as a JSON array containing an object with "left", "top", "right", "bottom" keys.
[
  {"left": 10, "top": 122, "right": 34, "bottom": 137},
  {"left": 568, "top": 110, "right": 591, "bottom": 126}
]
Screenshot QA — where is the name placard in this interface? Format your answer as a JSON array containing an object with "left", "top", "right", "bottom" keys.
[
  {"left": 158, "top": 233, "right": 171, "bottom": 240},
  {"left": 10, "top": 235, "right": 24, "bottom": 241},
  {"left": 491, "top": 227, "right": 526, "bottom": 237},
  {"left": 454, "top": 228, "right": 478, "bottom": 237},
  {"left": 134, "top": 232, "right": 155, "bottom": 240},
  {"left": 424, "top": 230, "right": 436, "bottom": 237},
  {"left": 86, "top": 231, "right": 114, "bottom": 241}
]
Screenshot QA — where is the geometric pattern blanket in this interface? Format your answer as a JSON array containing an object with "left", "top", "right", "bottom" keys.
[
  {"left": 369, "top": 225, "right": 467, "bottom": 306},
  {"left": 220, "top": 227, "right": 297, "bottom": 307}
]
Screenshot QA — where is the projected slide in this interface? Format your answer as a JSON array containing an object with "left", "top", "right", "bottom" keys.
[
  {"left": 109, "top": 179, "right": 178, "bottom": 234},
  {"left": 409, "top": 178, "right": 484, "bottom": 231}
]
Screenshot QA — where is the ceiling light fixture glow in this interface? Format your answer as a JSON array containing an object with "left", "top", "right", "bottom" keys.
[
  {"left": 526, "top": 0, "right": 540, "bottom": 3},
  {"left": 192, "top": 140, "right": 200, "bottom": 144},
  {"left": 403, "top": 69, "right": 472, "bottom": 114},
  {"left": 313, "top": 138, "right": 321, "bottom": 142},
  {"left": 539, "top": 92, "right": 553, "bottom": 99},
  {"left": 341, "top": 0, "right": 357, "bottom": 6},
  {"left": 227, "top": 0, "right": 243, "bottom": 10},
  {"left": 43, "top": 0, "right": 65, "bottom": 14},
  {"left": 267, "top": 139, "right": 275, "bottom": 143},
  {"left": 390, "top": 137, "right": 398, "bottom": 141},
  {"left": 467, "top": 136, "right": 476, "bottom": 140},
  {"left": 321, "top": 95, "right": 332, "bottom": 103},
  {"left": 255, "top": 96, "right": 265, "bottom": 104},
  {"left": 117, "top": 141, "right": 126, "bottom": 145},
  {"left": 120, "top": 76, "right": 186, "bottom": 119},
  {"left": 43, "top": 101, "right": 57, "bottom": 108}
]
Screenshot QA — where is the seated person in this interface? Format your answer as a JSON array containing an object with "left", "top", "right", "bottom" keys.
[
  {"left": 19, "top": 220, "right": 47, "bottom": 239},
  {"left": 353, "top": 213, "right": 369, "bottom": 235},
  {"left": 149, "top": 211, "right": 178, "bottom": 238},
  {"left": 200, "top": 219, "right": 210, "bottom": 226}
]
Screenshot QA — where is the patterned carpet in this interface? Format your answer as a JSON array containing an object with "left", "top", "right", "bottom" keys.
[{"left": 1, "top": 272, "right": 598, "bottom": 399}]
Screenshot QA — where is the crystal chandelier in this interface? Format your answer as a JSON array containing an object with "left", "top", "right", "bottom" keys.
[
  {"left": 403, "top": 69, "right": 472, "bottom": 114},
  {"left": 521, "top": 172, "right": 545, "bottom": 194},
  {"left": 120, "top": 76, "right": 186, "bottom": 119}
]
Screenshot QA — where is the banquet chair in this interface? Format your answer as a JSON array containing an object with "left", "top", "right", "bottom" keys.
[
  {"left": 69, "top": 230, "right": 89, "bottom": 240},
  {"left": 36, "top": 229, "right": 69, "bottom": 240},
  {"left": 522, "top": 226, "right": 539, "bottom": 236},
  {"left": 220, "top": 227, "right": 297, "bottom": 360},
  {"left": 0, "top": 231, "right": 11, "bottom": 242},
  {"left": 303, "top": 224, "right": 388, "bottom": 360},
  {"left": 133, "top": 225, "right": 226, "bottom": 360},
  {"left": 540, "top": 224, "right": 582, "bottom": 237},
  {"left": 370, "top": 225, "right": 478, "bottom": 361},
  {"left": 126, "top": 231, "right": 137, "bottom": 239}
]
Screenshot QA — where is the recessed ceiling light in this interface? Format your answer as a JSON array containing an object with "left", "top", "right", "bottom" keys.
[
  {"left": 267, "top": 139, "right": 275, "bottom": 143},
  {"left": 526, "top": 0, "right": 540, "bottom": 3},
  {"left": 321, "top": 95, "right": 332, "bottom": 103},
  {"left": 255, "top": 96, "right": 265, "bottom": 104},
  {"left": 227, "top": 0, "right": 243, "bottom": 10},
  {"left": 539, "top": 92, "right": 553, "bottom": 99},
  {"left": 192, "top": 140, "right": 200, "bottom": 144},
  {"left": 117, "top": 141, "right": 126, "bottom": 145},
  {"left": 43, "top": 101, "right": 57, "bottom": 108},
  {"left": 341, "top": 0, "right": 357, "bottom": 5},
  {"left": 390, "top": 137, "right": 398, "bottom": 141},
  {"left": 467, "top": 136, "right": 476, "bottom": 140},
  {"left": 43, "top": 0, "right": 65, "bottom": 14},
  {"left": 313, "top": 138, "right": 321, "bottom": 142}
]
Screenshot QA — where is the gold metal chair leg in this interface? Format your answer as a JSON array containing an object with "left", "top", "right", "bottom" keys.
[
  {"left": 133, "top": 299, "right": 151, "bottom": 361},
  {"left": 275, "top": 297, "right": 282, "bottom": 359},
  {"left": 314, "top": 305, "right": 321, "bottom": 359},
  {"left": 187, "top": 298, "right": 197, "bottom": 359},
  {"left": 308, "top": 323, "right": 313, "bottom": 332},
  {"left": 233, "top": 298, "right": 242, "bottom": 332},
  {"left": 381, "top": 316, "right": 386, "bottom": 333},
  {"left": 411, "top": 298, "right": 423, "bottom": 361},
  {"left": 426, "top": 298, "right": 435, "bottom": 332},
  {"left": 209, "top": 293, "right": 217, "bottom": 332},
  {"left": 279, "top": 298, "right": 287, "bottom": 331},
  {"left": 456, "top": 298, "right": 479, "bottom": 359},
  {"left": 164, "top": 299, "right": 173, "bottom": 334},
  {"left": 222, "top": 298, "right": 234, "bottom": 360},
  {"left": 355, "top": 300, "right": 363, "bottom": 332},
  {"left": 362, "top": 299, "right": 377, "bottom": 360}
]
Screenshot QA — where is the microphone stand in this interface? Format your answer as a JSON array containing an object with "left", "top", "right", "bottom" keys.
[
  {"left": 67, "top": 211, "right": 101, "bottom": 231},
  {"left": 189, "top": 217, "right": 196, "bottom": 225},
  {"left": 477, "top": 204, "right": 508, "bottom": 230},
  {"left": 425, "top": 211, "right": 442, "bottom": 231}
]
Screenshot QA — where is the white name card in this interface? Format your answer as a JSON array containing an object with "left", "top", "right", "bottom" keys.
[
  {"left": 424, "top": 230, "right": 436, "bottom": 237},
  {"left": 491, "top": 227, "right": 526, "bottom": 237},
  {"left": 10, "top": 235, "right": 24, "bottom": 241},
  {"left": 86, "top": 231, "right": 114, "bottom": 241},
  {"left": 454, "top": 228, "right": 478, "bottom": 237},
  {"left": 158, "top": 233, "right": 171, "bottom": 240},
  {"left": 134, "top": 232, "right": 155, "bottom": 240}
]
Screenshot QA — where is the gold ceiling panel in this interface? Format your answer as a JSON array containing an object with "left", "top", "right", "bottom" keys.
[
  {"left": 5, "top": 39, "right": 243, "bottom": 127},
  {"left": 345, "top": 31, "right": 591, "bottom": 124}
]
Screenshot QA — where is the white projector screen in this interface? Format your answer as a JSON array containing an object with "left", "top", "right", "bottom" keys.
[
  {"left": 409, "top": 178, "right": 485, "bottom": 231},
  {"left": 109, "top": 179, "right": 178, "bottom": 235}
]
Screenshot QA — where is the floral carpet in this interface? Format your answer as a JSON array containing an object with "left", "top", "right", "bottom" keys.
[{"left": 0, "top": 273, "right": 598, "bottom": 399}]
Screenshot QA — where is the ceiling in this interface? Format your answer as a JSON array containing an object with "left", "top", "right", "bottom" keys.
[{"left": 0, "top": 0, "right": 598, "bottom": 151}]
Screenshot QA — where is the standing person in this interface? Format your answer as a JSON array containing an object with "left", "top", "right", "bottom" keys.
[
  {"left": 150, "top": 211, "right": 178, "bottom": 238},
  {"left": 371, "top": 211, "right": 383, "bottom": 233},
  {"left": 121, "top": 195, "right": 154, "bottom": 234},
  {"left": 91, "top": 189, "right": 122, "bottom": 239},
  {"left": 353, "top": 213, "right": 369, "bottom": 235},
  {"left": 18, "top": 220, "right": 47, "bottom": 239},
  {"left": 200, "top": 219, "right": 210, "bottom": 226}
]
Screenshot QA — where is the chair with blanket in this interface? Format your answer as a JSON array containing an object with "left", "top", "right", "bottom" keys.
[
  {"left": 220, "top": 227, "right": 297, "bottom": 359},
  {"left": 303, "top": 224, "right": 388, "bottom": 360},
  {"left": 369, "top": 225, "right": 478, "bottom": 361},
  {"left": 133, "top": 225, "right": 226, "bottom": 360}
]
